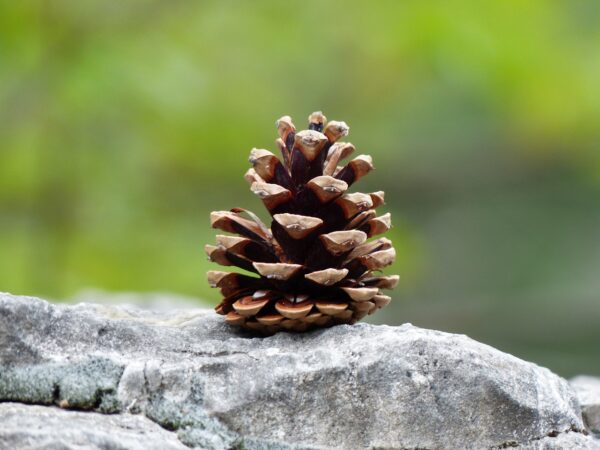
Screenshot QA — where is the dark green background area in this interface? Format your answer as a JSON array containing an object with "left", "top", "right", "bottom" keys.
[{"left": 1, "top": 1, "right": 599, "bottom": 376}]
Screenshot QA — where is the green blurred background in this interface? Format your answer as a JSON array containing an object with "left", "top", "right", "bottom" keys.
[{"left": 1, "top": 1, "right": 599, "bottom": 376}]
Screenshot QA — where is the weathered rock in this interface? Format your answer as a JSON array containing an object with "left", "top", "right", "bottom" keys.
[
  {"left": 571, "top": 376, "right": 600, "bottom": 437},
  {"left": 0, "top": 292, "right": 597, "bottom": 450},
  {"left": 0, "top": 402, "right": 187, "bottom": 450},
  {"left": 514, "top": 432, "right": 599, "bottom": 450}
]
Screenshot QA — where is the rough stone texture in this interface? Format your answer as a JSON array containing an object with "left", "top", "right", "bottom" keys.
[
  {"left": 571, "top": 376, "right": 600, "bottom": 437},
  {"left": 0, "top": 292, "right": 598, "bottom": 450},
  {"left": 0, "top": 402, "right": 187, "bottom": 450}
]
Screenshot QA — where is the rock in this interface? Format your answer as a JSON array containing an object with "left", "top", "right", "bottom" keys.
[
  {"left": 571, "top": 376, "right": 600, "bottom": 436},
  {"left": 0, "top": 402, "right": 187, "bottom": 450},
  {"left": 515, "top": 432, "right": 599, "bottom": 450},
  {"left": 0, "top": 292, "right": 597, "bottom": 450}
]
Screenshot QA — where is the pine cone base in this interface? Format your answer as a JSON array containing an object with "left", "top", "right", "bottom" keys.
[{"left": 218, "top": 294, "right": 391, "bottom": 335}]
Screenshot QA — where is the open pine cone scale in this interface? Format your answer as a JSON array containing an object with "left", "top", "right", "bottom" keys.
[{"left": 207, "top": 112, "right": 398, "bottom": 334}]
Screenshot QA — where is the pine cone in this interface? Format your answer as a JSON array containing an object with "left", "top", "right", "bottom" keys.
[{"left": 207, "top": 112, "right": 398, "bottom": 334}]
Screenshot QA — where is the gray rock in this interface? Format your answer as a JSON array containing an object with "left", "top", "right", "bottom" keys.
[
  {"left": 514, "top": 432, "right": 599, "bottom": 449},
  {"left": 0, "top": 292, "right": 596, "bottom": 450},
  {"left": 0, "top": 402, "right": 188, "bottom": 450},
  {"left": 571, "top": 376, "right": 600, "bottom": 436}
]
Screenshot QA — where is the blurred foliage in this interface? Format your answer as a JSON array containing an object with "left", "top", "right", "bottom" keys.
[{"left": 1, "top": 0, "right": 599, "bottom": 376}]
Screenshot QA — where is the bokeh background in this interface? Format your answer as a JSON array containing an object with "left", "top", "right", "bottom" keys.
[{"left": 1, "top": 1, "right": 599, "bottom": 376}]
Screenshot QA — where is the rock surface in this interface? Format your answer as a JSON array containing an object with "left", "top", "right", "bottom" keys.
[
  {"left": 571, "top": 376, "right": 600, "bottom": 437},
  {"left": 0, "top": 402, "right": 188, "bottom": 450},
  {"left": 0, "top": 292, "right": 598, "bottom": 450}
]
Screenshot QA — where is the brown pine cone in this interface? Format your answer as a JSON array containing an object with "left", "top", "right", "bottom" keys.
[{"left": 207, "top": 112, "right": 398, "bottom": 334}]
